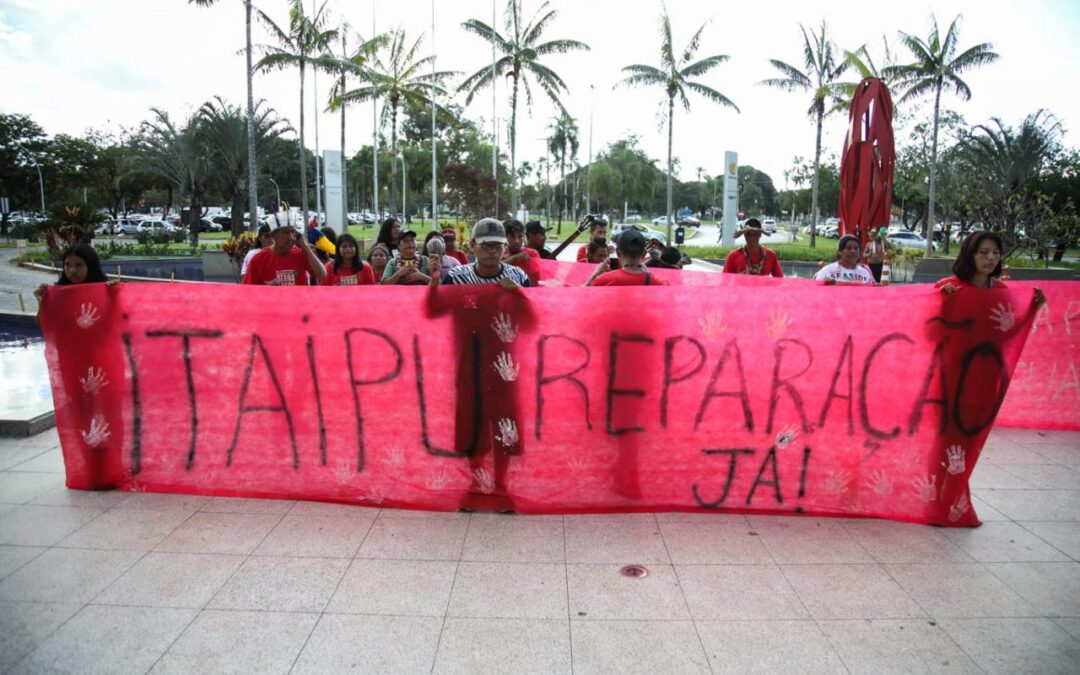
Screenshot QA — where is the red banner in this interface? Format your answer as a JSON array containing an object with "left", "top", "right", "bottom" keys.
[{"left": 39, "top": 277, "right": 1055, "bottom": 526}]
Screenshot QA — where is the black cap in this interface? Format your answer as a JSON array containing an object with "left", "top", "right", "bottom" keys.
[
  {"left": 616, "top": 228, "right": 647, "bottom": 256},
  {"left": 257, "top": 224, "right": 272, "bottom": 237},
  {"left": 525, "top": 220, "right": 549, "bottom": 235},
  {"left": 399, "top": 228, "right": 417, "bottom": 240}
]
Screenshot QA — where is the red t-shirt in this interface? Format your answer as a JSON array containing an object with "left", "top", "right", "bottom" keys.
[
  {"left": 723, "top": 246, "right": 784, "bottom": 277},
  {"left": 322, "top": 260, "right": 377, "bottom": 286},
  {"left": 504, "top": 247, "right": 542, "bottom": 286},
  {"left": 242, "top": 246, "right": 312, "bottom": 286},
  {"left": 934, "top": 276, "right": 1008, "bottom": 290},
  {"left": 447, "top": 249, "right": 468, "bottom": 265},
  {"left": 576, "top": 244, "right": 590, "bottom": 262},
  {"left": 591, "top": 269, "right": 668, "bottom": 286}
]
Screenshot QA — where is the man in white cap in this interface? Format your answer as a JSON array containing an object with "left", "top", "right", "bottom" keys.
[
  {"left": 242, "top": 212, "right": 326, "bottom": 285},
  {"left": 429, "top": 218, "right": 532, "bottom": 287}
]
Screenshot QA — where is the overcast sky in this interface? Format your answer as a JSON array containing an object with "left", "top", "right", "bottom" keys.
[{"left": 2, "top": 0, "right": 1078, "bottom": 193}]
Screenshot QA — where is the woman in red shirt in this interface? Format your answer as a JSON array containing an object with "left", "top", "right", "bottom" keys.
[{"left": 322, "top": 233, "right": 376, "bottom": 286}]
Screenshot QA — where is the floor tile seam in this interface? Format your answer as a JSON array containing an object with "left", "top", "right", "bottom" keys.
[
  {"left": 1049, "top": 618, "right": 1080, "bottom": 646},
  {"left": 428, "top": 513, "right": 470, "bottom": 674},
  {"left": 4, "top": 599, "right": 90, "bottom": 675},
  {"left": 978, "top": 560, "right": 1077, "bottom": 615},
  {"left": 192, "top": 509, "right": 289, "bottom": 641},
  {"left": 1013, "top": 521, "right": 1080, "bottom": 562},
  {"left": 340, "top": 504, "right": 380, "bottom": 560},
  {"left": 561, "top": 516, "right": 574, "bottom": 675},
  {"left": 0, "top": 545, "right": 48, "bottom": 584},
  {"left": 772, "top": 559, "right": 854, "bottom": 675},
  {"left": 654, "top": 512, "right": 716, "bottom": 675}
]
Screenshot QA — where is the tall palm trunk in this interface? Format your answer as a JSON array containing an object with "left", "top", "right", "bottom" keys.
[
  {"left": 810, "top": 106, "right": 823, "bottom": 249},
  {"left": 298, "top": 63, "right": 309, "bottom": 222},
  {"left": 390, "top": 98, "right": 399, "bottom": 216},
  {"left": 510, "top": 75, "right": 520, "bottom": 216},
  {"left": 926, "top": 81, "right": 943, "bottom": 256},
  {"left": 559, "top": 158, "right": 567, "bottom": 232},
  {"left": 665, "top": 94, "right": 674, "bottom": 241},
  {"left": 245, "top": 0, "right": 258, "bottom": 231},
  {"left": 340, "top": 34, "right": 347, "bottom": 231}
]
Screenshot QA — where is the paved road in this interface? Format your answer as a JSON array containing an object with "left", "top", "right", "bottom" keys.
[{"left": 0, "top": 246, "right": 54, "bottom": 314}]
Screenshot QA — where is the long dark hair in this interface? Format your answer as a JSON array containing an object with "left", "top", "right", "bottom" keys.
[
  {"left": 376, "top": 217, "right": 400, "bottom": 251},
  {"left": 953, "top": 230, "right": 1004, "bottom": 282},
  {"left": 332, "top": 233, "right": 364, "bottom": 275},
  {"left": 57, "top": 243, "right": 107, "bottom": 285}
]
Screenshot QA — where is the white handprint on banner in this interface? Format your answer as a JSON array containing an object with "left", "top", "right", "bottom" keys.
[
  {"left": 76, "top": 303, "right": 100, "bottom": 329},
  {"left": 824, "top": 469, "right": 851, "bottom": 495},
  {"left": 868, "top": 469, "right": 895, "bottom": 496},
  {"left": 495, "top": 418, "right": 519, "bottom": 448},
  {"left": 948, "top": 493, "right": 971, "bottom": 522},
  {"left": 491, "top": 313, "right": 518, "bottom": 343},
  {"left": 943, "top": 445, "right": 966, "bottom": 475},
  {"left": 79, "top": 367, "right": 109, "bottom": 395},
  {"left": 80, "top": 415, "right": 110, "bottom": 447},
  {"left": 775, "top": 425, "right": 799, "bottom": 449},
  {"left": 989, "top": 302, "right": 1015, "bottom": 332},
  {"left": 493, "top": 351, "right": 520, "bottom": 382},
  {"left": 911, "top": 475, "right": 939, "bottom": 502},
  {"left": 472, "top": 467, "right": 496, "bottom": 494}
]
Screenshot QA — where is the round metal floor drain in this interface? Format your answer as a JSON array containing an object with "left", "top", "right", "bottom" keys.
[{"left": 619, "top": 565, "right": 649, "bottom": 578}]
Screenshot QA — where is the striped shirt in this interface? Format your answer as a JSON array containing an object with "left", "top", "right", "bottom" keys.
[{"left": 442, "top": 263, "right": 532, "bottom": 287}]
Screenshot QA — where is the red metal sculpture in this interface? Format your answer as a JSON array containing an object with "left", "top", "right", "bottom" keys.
[{"left": 838, "top": 77, "right": 895, "bottom": 248}]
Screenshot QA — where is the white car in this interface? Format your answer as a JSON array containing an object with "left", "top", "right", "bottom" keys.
[
  {"left": 761, "top": 218, "right": 777, "bottom": 234},
  {"left": 137, "top": 219, "right": 178, "bottom": 234},
  {"left": 888, "top": 231, "right": 937, "bottom": 252}
]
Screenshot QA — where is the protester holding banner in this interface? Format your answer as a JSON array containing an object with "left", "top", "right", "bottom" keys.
[
  {"left": 432, "top": 219, "right": 531, "bottom": 287},
  {"left": 723, "top": 218, "right": 784, "bottom": 276},
  {"left": 241, "top": 216, "right": 326, "bottom": 285},
  {"left": 322, "top": 233, "right": 376, "bottom": 286},
  {"left": 239, "top": 224, "right": 273, "bottom": 278},
  {"left": 381, "top": 229, "right": 431, "bottom": 285},
  {"left": 375, "top": 217, "right": 401, "bottom": 256},
  {"left": 587, "top": 229, "right": 668, "bottom": 286},
  {"left": 367, "top": 243, "right": 391, "bottom": 281},
  {"left": 34, "top": 243, "right": 110, "bottom": 319},
  {"left": 502, "top": 219, "right": 542, "bottom": 286},
  {"left": 816, "top": 235, "right": 876, "bottom": 285}
]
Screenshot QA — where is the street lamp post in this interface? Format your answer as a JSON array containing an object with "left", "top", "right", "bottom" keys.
[
  {"left": 399, "top": 153, "right": 407, "bottom": 221},
  {"left": 15, "top": 142, "right": 45, "bottom": 215},
  {"left": 267, "top": 177, "right": 281, "bottom": 211}
]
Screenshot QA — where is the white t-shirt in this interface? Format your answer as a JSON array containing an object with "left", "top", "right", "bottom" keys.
[
  {"left": 815, "top": 261, "right": 875, "bottom": 285},
  {"left": 240, "top": 247, "right": 264, "bottom": 277}
]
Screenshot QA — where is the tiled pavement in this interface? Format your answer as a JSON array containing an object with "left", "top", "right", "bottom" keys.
[{"left": 0, "top": 427, "right": 1078, "bottom": 674}]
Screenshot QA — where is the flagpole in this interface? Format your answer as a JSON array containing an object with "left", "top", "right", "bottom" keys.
[
  {"left": 491, "top": 0, "right": 498, "bottom": 218},
  {"left": 312, "top": 0, "right": 322, "bottom": 225},
  {"left": 431, "top": 0, "right": 438, "bottom": 231},
  {"left": 372, "top": 2, "right": 379, "bottom": 223}
]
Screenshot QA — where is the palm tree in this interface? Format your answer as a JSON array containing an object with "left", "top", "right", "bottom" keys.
[
  {"left": 198, "top": 97, "right": 292, "bottom": 236},
  {"left": 134, "top": 109, "right": 210, "bottom": 246},
  {"left": 760, "top": 21, "right": 848, "bottom": 249},
  {"left": 459, "top": 0, "right": 589, "bottom": 215},
  {"left": 189, "top": 0, "right": 260, "bottom": 231},
  {"left": 254, "top": 0, "right": 339, "bottom": 223},
  {"left": 887, "top": 14, "right": 999, "bottom": 255},
  {"left": 616, "top": 6, "right": 738, "bottom": 241},
  {"left": 340, "top": 29, "right": 455, "bottom": 217},
  {"left": 546, "top": 113, "right": 578, "bottom": 231}
]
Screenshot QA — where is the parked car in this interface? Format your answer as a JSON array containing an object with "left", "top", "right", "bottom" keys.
[
  {"left": 888, "top": 231, "right": 937, "bottom": 252},
  {"left": 137, "top": 219, "right": 178, "bottom": 234},
  {"left": 612, "top": 222, "right": 668, "bottom": 247},
  {"left": 818, "top": 225, "right": 839, "bottom": 239},
  {"left": 116, "top": 218, "right": 143, "bottom": 235},
  {"left": 761, "top": 218, "right": 777, "bottom": 234}
]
